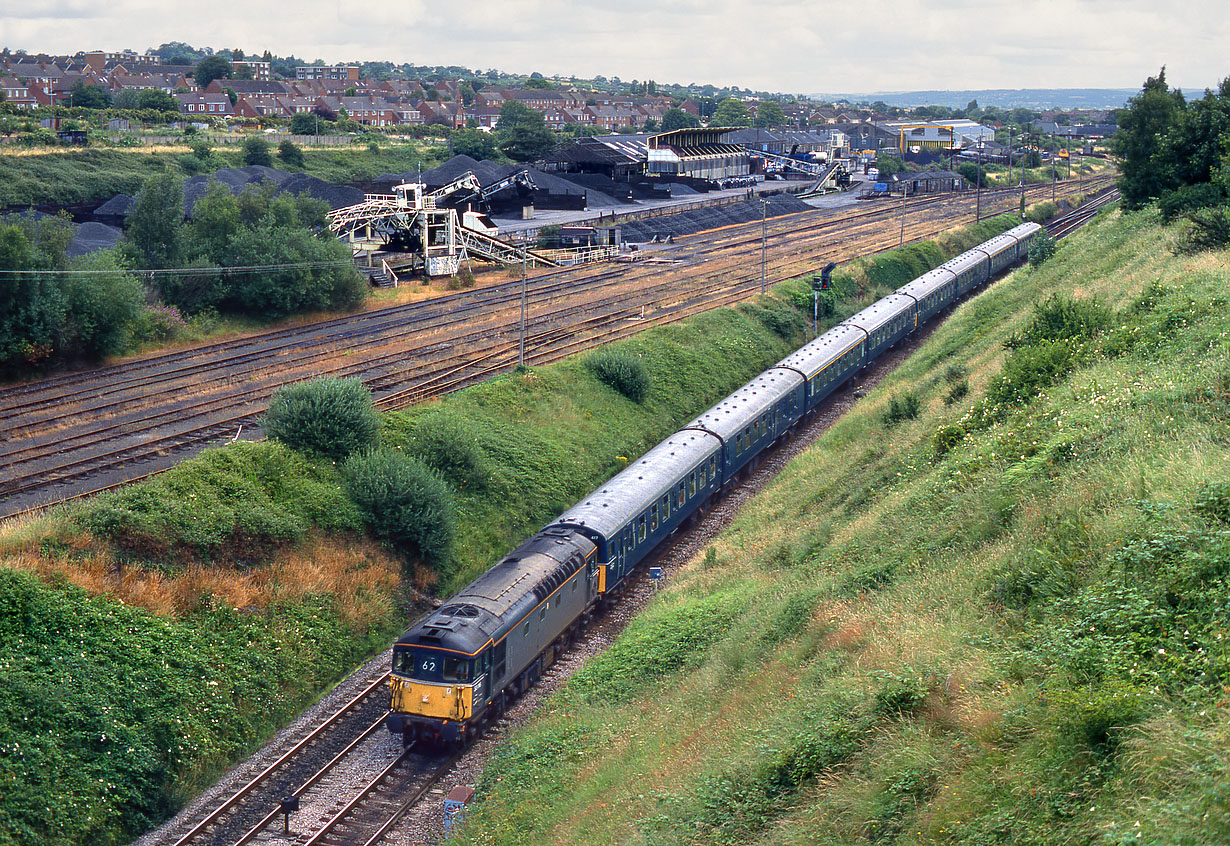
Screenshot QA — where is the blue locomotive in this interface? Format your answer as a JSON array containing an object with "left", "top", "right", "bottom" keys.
[{"left": 387, "top": 222, "right": 1042, "bottom": 745}]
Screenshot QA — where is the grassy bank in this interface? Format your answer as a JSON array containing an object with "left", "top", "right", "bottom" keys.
[
  {"left": 453, "top": 206, "right": 1230, "bottom": 845},
  {"left": 0, "top": 213, "right": 1028, "bottom": 845},
  {"left": 0, "top": 143, "right": 449, "bottom": 208}
]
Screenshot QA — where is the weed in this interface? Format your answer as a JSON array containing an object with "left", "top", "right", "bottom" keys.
[
  {"left": 585, "top": 348, "right": 651, "bottom": 403},
  {"left": 882, "top": 393, "right": 921, "bottom": 427}
]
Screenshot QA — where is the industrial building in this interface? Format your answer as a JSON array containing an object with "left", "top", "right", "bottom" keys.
[{"left": 546, "top": 128, "right": 750, "bottom": 186}]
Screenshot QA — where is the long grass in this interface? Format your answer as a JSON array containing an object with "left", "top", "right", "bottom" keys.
[{"left": 453, "top": 206, "right": 1230, "bottom": 846}]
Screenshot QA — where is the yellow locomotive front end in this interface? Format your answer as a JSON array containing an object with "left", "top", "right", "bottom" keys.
[{"left": 387, "top": 643, "right": 484, "bottom": 745}]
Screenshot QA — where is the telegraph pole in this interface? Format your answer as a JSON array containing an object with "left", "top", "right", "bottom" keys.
[
  {"left": 760, "top": 199, "right": 767, "bottom": 294},
  {"left": 1051, "top": 133, "right": 1056, "bottom": 201},
  {"left": 899, "top": 182, "right": 906, "bottom": 247},
  {"left": 975, "top": 143, "right": 982, "bottom": 222},
  {"left": 519, "top": 234, "right": 527, "bottom": 368}
]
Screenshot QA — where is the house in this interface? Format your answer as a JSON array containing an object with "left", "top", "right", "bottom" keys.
[
  {"left": 175, "top": 91, "right": 234, "bottom": 117},
  {"left": 0, "top": 77, "right": 39, "bottom": 109},
  {"left": 296, "top": 65, "right": 360, "bottom": 81},
  {"left": 235, "top": 93, "right": 289, "bottom": 118}
]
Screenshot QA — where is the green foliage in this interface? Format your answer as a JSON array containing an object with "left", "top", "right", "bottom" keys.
[
  {"left": 495, "top": 100, "right": 556, "bottom": 162},
  {"left": 1112, "top": 69, "right": 1187, "bottom": 209},
  {"left": 754, "top": 100, "right": 786, "bottom": 128},
  {"left": 194, "top": 55, "right": 232, "bottom": 89},
  {"left": 875, "top": 154, "right": 905, "bottom": 179},
  {"left": 343, "top": 449, "right": 454, "bottom": 570},
  {"left": 1157, "top": 181, "right": 1226, "bottom": 222},
  {"left": 263, "top": 377, "right": 380, "bottom": 461},
  {"left": 882, "top": 393, "right": 921, "bottom": 427},
  {"left": 711, "top": 97, "right": 752, "bottom": 127},
  {"left": 0, "top": 216, "right": 142, "bottom": 370},
  {"left": 1194, "top": 481, "right": 1230, "bottom": 524},
  {"left": 81, "top": 441, "right": 362, "bottom": 560},
  {"left": 241, "top": 136, "right": 272, "bottom": 168},
  {"left": 661, "top": 107, "right": 700, "bottom": 131},
  {"left": 1176, "top": 206, "right": 1230, "bottom": 253},
  {"left": 288, "top": 112, "right": 318, "bottom": 135},
  {"left": 1004, "top": 294, "right": 1111, "bottom": 350},
  {"left": 957, "top": 161, "right": 986, "bottom": 186},
  {"left": 59, "top": 250, "right": 144, "bottom": 360},
  {"left": 739, "top": 299, "right": 807, "bottom": 340},
  {"left": 0, "top": 567, "right": 395, "bottom": 846},
  {"left": 451, "top": 127, "right": 498, "bottom": 160},
  {"left": 277, "top": 140, "right": 304, "bottom": 169},
  {"left": 1027, "top": 231, "right": 1057, "bottom": 266},
  {"left": 398, "top": 410, "right": 490, "bottom": 491},
  {"left": 164, "top": 181, "right": 367, "bottom": 318},
  {"left": 123, "top": 172, "right": 185, "bottom": 270},
  {"left": 585, "top": 348, "right": 651, "bottom": 402},
  {"left": 566, "top": 590, "right": 750, "bottom": 705}
]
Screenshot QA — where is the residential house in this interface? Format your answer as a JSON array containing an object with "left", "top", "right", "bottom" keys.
[{"left": 175, "top": 91, "right": 234, "bottom": 117}]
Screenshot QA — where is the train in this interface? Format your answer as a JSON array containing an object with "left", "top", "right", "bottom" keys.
[{"left": 385, "top": 221, "right": 1043, "bottom": 746}]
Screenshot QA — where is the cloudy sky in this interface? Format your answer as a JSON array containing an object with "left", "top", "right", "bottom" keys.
[{"left": 2, "top": 0, "right": 1227, "bottom": 94}]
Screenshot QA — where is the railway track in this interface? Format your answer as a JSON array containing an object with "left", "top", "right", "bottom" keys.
[
  {"left": 161, "top": 672, "right": 391, "bottom": 846},
  {"left": 0, "top": 176, "right": 1115, "bottom": 520}
]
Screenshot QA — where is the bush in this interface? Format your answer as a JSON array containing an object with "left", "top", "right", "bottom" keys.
[
  {"left": 277, "top": 140, "right": 305, "bottom": 169},
  {"left": 1027, "top": 231, "right": 1057, "bottom": 266},
  {"left": 1176, "top": 206, "right": 1230, "bottom": 254},
  {"left": 1194, "top": 481, "right": 1230, "bottom": 524},
  {"left": 585, "top": 348, "right": 650, "bottom": 402},
  {"left": 241, "top": 136, "right": 272, "bottom": 167},
  {"left": 263, "top": 377, "right": 380, "bottom": 461},
  {"left": 400, "top": 412, "right": 489, "bottom": 491},
  {"left": 343, "top": 449, "right": 454, "bottom": 568},
  {"left": 1158, "top": 182, "right": 1225, "bottom": 223},
  {"left": 1005, "top": 294, "right": 1111, "bottom": 349},
  {"left": 882, "top": 393, "right": 921, "bottom": 427}
]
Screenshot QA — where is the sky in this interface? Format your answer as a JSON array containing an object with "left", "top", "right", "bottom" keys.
[{"left": 2, "top": 0, "right": 1227, "bottom": 95}]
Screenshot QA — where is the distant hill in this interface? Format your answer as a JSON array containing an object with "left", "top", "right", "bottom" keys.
[{"left": 814, "top": 89, "right": 1139, "bottom": 111}]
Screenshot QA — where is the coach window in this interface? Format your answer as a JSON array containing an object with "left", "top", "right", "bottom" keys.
[
  {"left": 677, "top": 483, "right": 686, "bottom": 507},
  {"left": 638, "top": 515, "right": 648, "bottom": 541},
  {"left": 523, "top": 620, "right": 531, "bottom": 638},
  {"left": 689, "top": 472, "right": 697, "bottom": 498},
  {"left": 661, "top": 494, "right": 671, "bottom": 519},
  {"left": 650, "top": 505, "right": 659, "bottom": 531}
]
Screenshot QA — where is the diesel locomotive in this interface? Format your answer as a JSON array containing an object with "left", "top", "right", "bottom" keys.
[{"left": 387, "top": 222, "right": 1042, "bottom": 746}]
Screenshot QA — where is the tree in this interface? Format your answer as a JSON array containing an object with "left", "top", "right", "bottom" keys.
[
  {"left": 278, "top": 139, "right": 305, "bottom": 168},
  {"left": 451, "top": 128, "right": 498, "bottom": 160},
  {"left": 194, "top": 55, "right": 232, "bottom": 89},
  {"left": 264, "top": 376, "right": 380, "bottom": 461},
  {"left": 135, "top": 89, "right": 178, "bottom": 112},
  {"left": 289, "top": 112, "right": 318, "bottom": 135},
  {"left": 711, "top": 98, "right": 752, "bottom": 127},
  {"left": 70, "top": 79, "right": 111, "bottom": 109},
  {"left": 0, "top": 222, "right": 64, "bottom": 369},
  {"left": 755, "top": 100, "right": 786, "bottom": 128},
  {"left": 59, "top": 250, "right": 144, "bottom": 361},
  {"left": 1112, "top": 68, "right": 1187, "bottom": 209},
  {"left": 495, "top": 99, "right": 556, "bottom": 162},
  {"left": 242, "top": 136, "right": 272, "bottom": 167},
  {"left": 124, "top": 172, "right": 185, "bottom": 270},
  {"left": 661, "top": 107, "right": 700, "bottom": 131}
]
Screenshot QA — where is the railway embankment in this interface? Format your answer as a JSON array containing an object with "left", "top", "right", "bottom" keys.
[
  {"left": 0, "top": 212, "right": 1025, "bottom": 846},
  {"left": 449, "top": 206, "right": 1230, "bottom": 845}
]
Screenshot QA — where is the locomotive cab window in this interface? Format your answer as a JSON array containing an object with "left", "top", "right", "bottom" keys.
[{"left": 442, "top": 657, "right": 471, "bottom": 683}]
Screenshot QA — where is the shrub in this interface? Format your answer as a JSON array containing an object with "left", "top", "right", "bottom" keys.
[
  {"left": 343, "top": 449, "right": 454, "bottom": 568},
  {"left": 241, "top": 136, "right": 272, "bottom": 167},
  {"left": 1027, "top": 231, "right": 1057, "bottom": 266},
  {"left": 933, "top": 423, "right": 966, "bottom": 455},
  {"left": 278, "top": 140, "right": 305, "bottom": 169},
  {"left": 1158, "top": 182, "right": 1225, "bottom": 223},
  {"left": 882, "top": 393, "right": 921, "bottom": 427},
  {"left": 1006, "top": 294, "right": 1111, "bottom": 349},
  {"left": 131, "top": 304, "right": 189, "bottom": 343},
  {"left": 1194, "top": 481, "right": 1230, "bottom": 524},
  {"left": 741, "top": 301, "right": 807, "bottom": 340},
  {"left": 585, "top": 348, "right": 650, "bottom": 402},
  {"left": 1176, "top": 207, "right": 1230, "bottom": 253},
  {"left": 263, "top": 377, "right": 380, "bottom": 461},
  {"left": 400, "top": 412, "right": 489, "bottom": 491}
]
